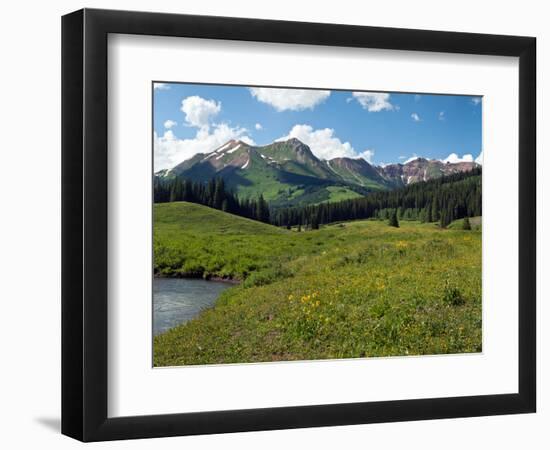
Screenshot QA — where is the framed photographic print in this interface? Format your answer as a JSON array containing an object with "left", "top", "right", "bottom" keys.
[{"left": 61, "top": 8, "right": 536, "bottom": 442}]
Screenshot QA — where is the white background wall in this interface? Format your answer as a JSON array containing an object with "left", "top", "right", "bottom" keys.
[{"left": 0, "top": 0, "right": 546, "bottom": 448}]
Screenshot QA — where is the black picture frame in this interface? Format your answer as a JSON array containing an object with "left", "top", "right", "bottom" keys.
[{"left": 62, "top": 8, "right": 536, "bottom": 442}]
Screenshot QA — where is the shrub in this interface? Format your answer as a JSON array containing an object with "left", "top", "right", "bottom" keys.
[
  {"left": 388, "top": 209, "right": 399, "bottom": 228},
  {"left": 442, "top": 278, "right": 465, "bottom": 306},
  {"left": 242, "top": 265, "right": 293, "bottom": 288},
  {"left": 179, "top": 261, "right": 205, "bottom": 278}
]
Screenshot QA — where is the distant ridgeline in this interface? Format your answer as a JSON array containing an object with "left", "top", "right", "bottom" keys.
[
  {"left": 274, "top": 168, "right": 481, "bottom": 229},
  {"left": 154, "top": 167, "right": 481, "bottom": 228}
]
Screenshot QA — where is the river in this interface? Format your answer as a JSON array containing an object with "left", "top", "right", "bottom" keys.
[{"left": 153, "top": 278, "right": 233, "bottom": 336}]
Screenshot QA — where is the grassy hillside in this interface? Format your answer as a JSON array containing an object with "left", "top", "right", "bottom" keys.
[
  {"left": 154, "top": 202, "right": 287, "bottom": 280},
  {"left": 154, "top": 202, "right": 482, "bottom": 365}
]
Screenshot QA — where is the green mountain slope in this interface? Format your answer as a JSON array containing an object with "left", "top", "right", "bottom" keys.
[
  {"left": 159, "top": 139, "right": 380, "bottom": 207},
  {"left": 156, "top": 138, "right": 479, "bottom": 208},
  {"left": 327, "top": 157, "right": 395, "bottom": 189}
]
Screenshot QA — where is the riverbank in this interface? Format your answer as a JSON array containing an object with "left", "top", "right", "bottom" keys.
[{"left": 154, "top": 271, "right": 241, "bottom": 285}]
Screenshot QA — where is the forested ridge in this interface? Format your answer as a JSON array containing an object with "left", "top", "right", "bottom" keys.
[
  {"left": 273, "top": 168, "right": 481, "bottom": 229},
  {"left": 154, "top": 167, "right": 481, "bottom": 228}
]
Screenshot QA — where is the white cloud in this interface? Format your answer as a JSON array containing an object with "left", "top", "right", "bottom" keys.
[
  {"left": 357, "top": 149, "right": 375, "bottom": 163},
  {"left": 351, "top": 92, "right": 395, "bottom": 112},
  {"left": 249, "top": 88, "right": 330, "bottom": 111},
  {"left": 411, "top": 113, "right": 421, "bottom": 122},
  {"left": 255, "top": 123, "right": 263, "bottom": 130},
  {"left": 404, "top": 154, "right": 419, "bottom": 164},
  {"left": 154, "top": 94, "right": 258, "bottom": 170},
  {"left": 154, "top": 83, "right": 170, "bottom": 90},
  {"left": 154, "top": 124, "right": 254, "bottom": 171},
  {"left": 276, "top": 124, "right": 355, "bottom": 160},
  {"left": 471, "top": 97, "right": 482, "bottom": 105},
  {"left": 442, "top": 153, "right": 474, "bottom": 164},
  {"left": 180, "top": 96, "right": 221, "bottom": 129},
  {"left": 438, "top": 111, "right": 445, "bottom": 121},
  {"left": 398, "top": 155, "right": 407, "bottom": 160},
  {"left": 475, "top": 151, "right": 483, "bottom": 165}
]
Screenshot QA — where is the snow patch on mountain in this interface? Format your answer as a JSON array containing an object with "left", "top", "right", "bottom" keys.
[
  {"left": 201, "top": 152, "right": 217, "bottom": 162},
  {"left": 215, "top": 142, "right": 232, "bottom": 153},
  {"left": 227, "top": 144, "right": 241, "bottom": 154}
]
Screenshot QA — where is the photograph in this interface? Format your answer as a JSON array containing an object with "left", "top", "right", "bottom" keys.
[{"left": 152, "top": 83, "right": 483, "bottom": 366}]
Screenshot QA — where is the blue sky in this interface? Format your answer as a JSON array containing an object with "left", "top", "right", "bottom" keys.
[{"left": 153, "top": 82, "right": 482, "bottom": 171}]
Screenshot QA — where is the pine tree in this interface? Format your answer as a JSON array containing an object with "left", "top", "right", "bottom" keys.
[
  {"left": 169, "top": 183, "right": 177, "bottom": 202},
  {"left": 206, "top": 178, "right": 216, "bottom": 207},
  {"left": 388, "top": 209, "right": 399, "bottom": 228},
  {"left": 213, "top": 178, "right": 225, "bottom": 209},
  {"left": 254, "top": 194, "right": 270, "bottom": 223},
  {"left": 426, "top": 203, "right": 433, "bottom": 222},
  {"left": 311, "top": 214, "right": 320, "bottom": 230},
  {"left": 419, "top": 208, "right": 426, "bottom": 223},
  {"left": 440, "top": 208, "right": 452, "bottom": 228},
  {"left": 431, "top": 197, "right": 440, "bottom": 222}
]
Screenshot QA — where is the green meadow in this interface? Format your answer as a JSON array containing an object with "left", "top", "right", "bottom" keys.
[{"left": 153, "top": 201, "right": 482, "bottom": 366}]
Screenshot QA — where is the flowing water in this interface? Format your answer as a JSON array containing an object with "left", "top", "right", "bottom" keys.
[{"left": 153, "top": 278, "right": 233, "bottom": 336}]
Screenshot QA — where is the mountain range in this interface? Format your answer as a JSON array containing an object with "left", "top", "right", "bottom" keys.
[{"left": 156, "top": 138, "right": 479, "bottom": 207}]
